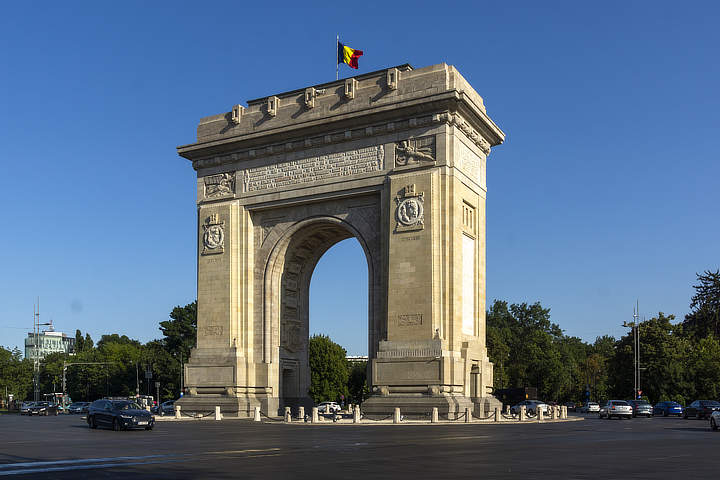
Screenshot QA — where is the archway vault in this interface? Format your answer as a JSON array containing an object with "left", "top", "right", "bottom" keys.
[{"left": 177, "top": 63, "right": 505, "bottom": 416}]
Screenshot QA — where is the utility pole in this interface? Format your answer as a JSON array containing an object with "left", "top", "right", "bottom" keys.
[{"left": 623, "top": 300, "right": 642, "bottom": 400}]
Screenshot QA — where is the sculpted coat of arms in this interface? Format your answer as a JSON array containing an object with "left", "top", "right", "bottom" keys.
[
  {"left": 395, "top": 184, "right": 424, "bottom": 232},
  {"left": 202, "top": 213, "right": 225, "bottom": 255}
]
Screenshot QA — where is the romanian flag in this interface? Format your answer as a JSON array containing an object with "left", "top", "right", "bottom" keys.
[{"left": 338, "top": 42, "right": 363, "bottom": 69}]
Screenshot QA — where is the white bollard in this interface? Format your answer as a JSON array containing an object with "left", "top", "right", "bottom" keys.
[
  {"left": 551, "top": 406, "right": 557, "bottom": 420},
  {"left": 538, "top": 407, "right": 544, "bottom": 422},
  {"left": 393, "top": 407, "right": 401, "bottom": 424},
  {"left": 465, "top": 407, "right": 472, "bottom": 423},
  {"left": 494, "top": 406, "right": 500, "bottom": 422},
  {"left": 215, "top": 406, "right": 222, "bottom": 421},
  {"left": 564, "top": 405, "right": 568, "bottom": 419},
  {"left": 431, "top": 407, "right": 439, "bottom": 423},
  {"left": 284, "top": 407, "right": 292, "bottom": 423},
  {"left": 175, "top": 405, "right": 181, "bottom": 419},
  {"left": 353, "top": 405, "right": 361, "bottom": 423},
  {"left": 312, "top": 407, "right": 319, "bottom": 423},
  {"left": 519, "top": 405, "right": 526, "bottom": 421},
  {"left": 298, "top": 406, "right": 305, "bottom": 420},
  {"left": 254, "top": 406, "right": 261, "bottom": 422}
]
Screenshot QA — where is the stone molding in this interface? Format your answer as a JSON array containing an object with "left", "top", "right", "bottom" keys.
[{"left": 190, "top": 111, "right": 492, "bottom": 173}]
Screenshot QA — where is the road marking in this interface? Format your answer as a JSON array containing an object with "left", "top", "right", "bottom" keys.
[
  {"left": 205, "top": 448, "right": 280, "bottom": 455},
  {"left": 0, "top": 459, "right": 186, "bottom": 476},
  {"left": 0, "top": 455, "right": 175, "bottom": 469}
]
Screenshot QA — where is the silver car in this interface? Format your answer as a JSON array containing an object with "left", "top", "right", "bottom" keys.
[
  {"left": 599, "top": 400, "right": 633, "bottom": 419},
  {"left": 510, "top": 400, "right": 549, "bottom": 415},
  {"left": 711, "top": 410, "right": 720, "bottom": 431},
  {"left": 580, "top": 402, "right": 600, "bottom": 413}
]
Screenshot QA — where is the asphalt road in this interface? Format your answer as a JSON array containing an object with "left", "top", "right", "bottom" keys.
[{"left": 0, "top": 413, "right": 718, "bottom": 479}]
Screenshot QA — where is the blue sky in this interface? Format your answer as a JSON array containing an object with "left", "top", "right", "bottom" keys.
[{"left": 1, "top": 1, "right": 718, "bottom": 356}]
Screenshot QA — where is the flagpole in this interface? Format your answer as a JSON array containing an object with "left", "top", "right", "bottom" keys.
[{"left": 336, "top": 34, "right": 339, "bottom": 80}]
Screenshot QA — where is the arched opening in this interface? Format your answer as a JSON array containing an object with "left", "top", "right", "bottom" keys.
[
  {"left": 266, "top": 218, "right": 374, "bottom": 411},
  {"left": 309, "top": 238, "right": 368, "bottom": 356}
]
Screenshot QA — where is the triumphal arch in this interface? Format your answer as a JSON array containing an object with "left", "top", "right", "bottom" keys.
[{"left": 176, "top": 64, "right": 505, "bottom": 417}]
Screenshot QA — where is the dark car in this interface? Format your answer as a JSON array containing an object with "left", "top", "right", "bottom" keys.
[
  {"left": 684, "top": 400, "right": 720, "bottom": 419},
  {"left": 87, "top": 399, "right": 154, "bottom": 431},
  {"left": 653, "top": 401, "right": 683, "bottom": 417},
  {"left": 628, "top": 400, "right": 653, "bottom": 417},
  {"left": 28, "top": 402, "right": 58, "bottom": 416},
  {"left": 67, "top": 402, "right": 91, "bottom": 414}
]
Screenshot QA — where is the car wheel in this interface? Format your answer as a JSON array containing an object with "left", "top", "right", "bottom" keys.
[
  {"left": 88, "top": 416, "right": 97, "bottom": 429},
  {"left": 697, "top": 412, "right": 703, "bottom": 420},
  {"left": 145, "top": 425, "right": 153, "bottom": 431},
  {"left": 664, "top": 411, "right": 668, "bottom": 417},
  {"left": 112, "top": 419, "right": 121, "bottom": 431},
  {"left": 683, "top": 412, "right": 688, "bottom": 419}
]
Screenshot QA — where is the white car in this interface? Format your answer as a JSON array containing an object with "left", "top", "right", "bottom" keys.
[
  {"left": 711, "top": 410, "right": 720, "bottom": 431},
  {"left": 317, "top": 402, "right": 341, "bottom": 414},
  {"left": 510, "top": 400, "right": 549, "bottom": 415},
  {"left": 580, "top": 402, "right": 600, "bottom": 413},
  {"left": 599, "top": 400, "right": 633, "bottom": 419}
]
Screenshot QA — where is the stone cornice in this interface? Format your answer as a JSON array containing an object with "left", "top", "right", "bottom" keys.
[{"left": 188, "top": 109, "right": 496, "bottom": 171}]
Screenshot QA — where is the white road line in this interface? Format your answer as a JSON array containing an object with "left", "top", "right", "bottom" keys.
[
  {"left": 0, "top": 459, "right": 186, "bottom": 476},
  {"left": 0, "top": 454, "right": 175, "bottom": 469}
]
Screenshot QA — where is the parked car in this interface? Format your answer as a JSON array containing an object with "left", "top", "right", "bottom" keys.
[
  {"left": 710, "top": 410, "right": 720, "bottom": 431},
  {"left": 628, "top": 400, "right": 653, "bottom": 417},
  {"left": 317, "top": 402, "right": 341, "bottom": 414},
  {"left": 653, "top": 401, "right": 683, "bottom": 417},
  {"left": 510, "top": 400, "right": 549, "bottom": 415},
  {"left": 563, "top": 402, "right": 577, "bottom": 412},
  {"left": 599, "top": 400, "right": 633, "bottom": 419},
  {"left": 580, "top": 402, "right": 600, "bottom": 413},
  {"left": 28, "top": 402, "right": 58, "bottom": 416},
  {"left": 87, "top": 399, "right": 154, "bottom": 431},
  {"left": 684, "top": 400, "right": 720, "bottom": 420},
  {"left": 152, "top": 400, "right": 175, "bottom": 416},
  {"left": 67, "top": 402, "right": 91, "bottom": 414},
  {"left": 19, "top": 402, "right": 36, "bottom": 415}
]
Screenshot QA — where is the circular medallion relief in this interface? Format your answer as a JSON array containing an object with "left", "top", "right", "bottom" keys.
[
  {"left": 203, "top": 225, "right": 224, "bottom": 249},
  {"left": 397, "top": 198, "right": 423, "bottom": 226}
]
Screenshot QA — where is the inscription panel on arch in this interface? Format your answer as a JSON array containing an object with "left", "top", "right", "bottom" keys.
[{"left": 242, "top": 145, "right": 384, "bottom": 192}]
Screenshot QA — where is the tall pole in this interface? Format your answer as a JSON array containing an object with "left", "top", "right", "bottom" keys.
[
  {"left": 336, "top": 34, "right": 339, "bottom": 81},
  {"left": 135, "top": 362, "right": 139, "bottom": 396},
  {"left": 632, "top": 301, "right": 639, "bottom": 399}
]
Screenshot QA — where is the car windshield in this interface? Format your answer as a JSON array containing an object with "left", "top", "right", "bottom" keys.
[
  {"left": 612, "top": 401, "right": 629, "bottom": 406},
  {"left": 112, "top": 401, "right": 141, "bottom": 410},
  {"left": 37, "top": 402, "right": 49, "bottom": 407},
  {"left": 701, "top": 401, "right": 720, "bottom": 407},
  {"left": 635, "top": 401, "right": 649, "bottom": 405}
]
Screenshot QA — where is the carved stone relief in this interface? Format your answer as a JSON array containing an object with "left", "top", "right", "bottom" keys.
[
  {"left": 202, "top": 213, "right": 225, "bottom": 255},
  {"left": 395, "top": 184, "right": 424, "bottom": 233},
  {"left": 204, "top": 172, "right": 235, "bottom": 198},
  {"left": 395, "top": 136, "right": 435, "bottom": 167}
]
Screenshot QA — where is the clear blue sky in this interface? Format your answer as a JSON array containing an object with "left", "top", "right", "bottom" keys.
[{"left": 2, "top": 1, "right": 718, "bottom": 356}]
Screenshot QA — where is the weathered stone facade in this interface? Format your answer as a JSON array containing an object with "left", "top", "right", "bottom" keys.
[{"left": 177, "top": 63, "right": 505, "bottom": 416}]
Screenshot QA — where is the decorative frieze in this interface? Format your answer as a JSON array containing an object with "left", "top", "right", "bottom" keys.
[
  {"left": 397, "top": 314, "right": 423, "bottom": 326},
  {"left": 433, "top": 112, "right": 491, "bottom": 155},
  {"left": 242, "top": 145, "right": 384, "bottom": 192}
]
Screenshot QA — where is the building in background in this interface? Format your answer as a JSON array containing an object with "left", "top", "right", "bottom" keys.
[{"left": 24, "top": 328, "right": 75, "bottom": 360}]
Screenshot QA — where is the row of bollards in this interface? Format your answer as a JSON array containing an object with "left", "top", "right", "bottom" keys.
[{"left": 173, "top": 403, "right": 569, "bottom": 423}]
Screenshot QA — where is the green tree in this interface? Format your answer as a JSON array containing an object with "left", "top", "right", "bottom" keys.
[
  {"left": 683, "top": 269, "right": 720, "bottom": 339},
  {"left": 0, "top": 347, "right": 33, "bottom": 403},
  {"left": 160, "top": 301, "right": 197, "bottom": 361},
  {"left": 347, "top": 361, "right": 370, "bottom": 404},
  {"left": 308, "top": 335, "right": 349, "bottom": 404},
  {"left": 74, "top": 329, "right": 85, "bottom": 353}
]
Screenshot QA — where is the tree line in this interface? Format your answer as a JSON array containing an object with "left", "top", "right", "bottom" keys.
[
  {"left": 487, "top": 270, "right": 720, "bottom": 404},
  {"left": 0, "top": 302, "right": 197, "bottom": 404},
  {"left": 2, "top": 269, "right": 718, "bottom": 407}
]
